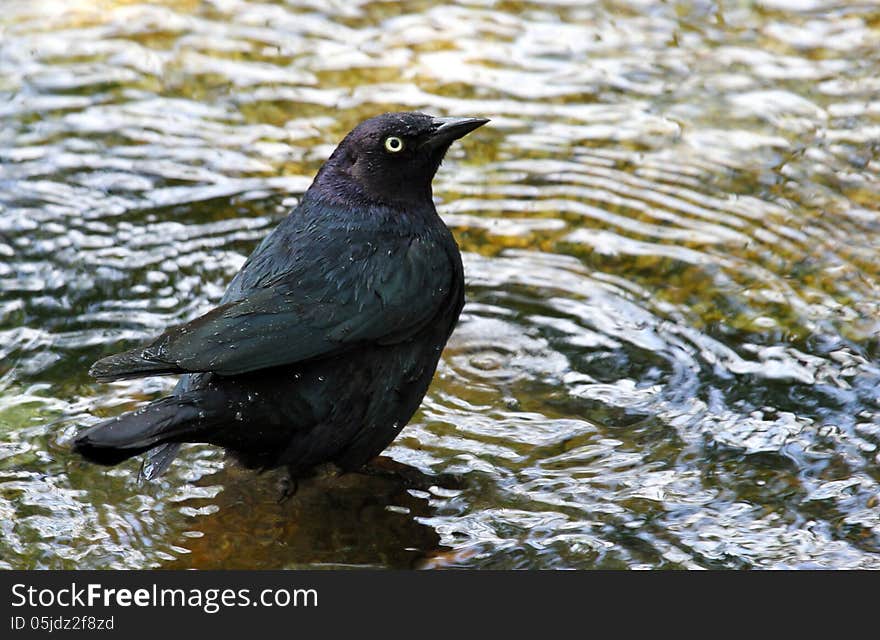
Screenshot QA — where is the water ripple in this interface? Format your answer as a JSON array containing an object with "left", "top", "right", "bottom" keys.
[{"left": 1, "top": 0, "right": 879, "bottom": 568}]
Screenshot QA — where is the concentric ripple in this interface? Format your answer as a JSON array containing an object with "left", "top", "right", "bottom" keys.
[{"left": 1, "top": 0, "right": 879, "bottom": 569}]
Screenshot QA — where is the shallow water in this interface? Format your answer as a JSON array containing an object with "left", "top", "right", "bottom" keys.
[{"left": 1, "top": 0, "right": 880, "bottom": 569}]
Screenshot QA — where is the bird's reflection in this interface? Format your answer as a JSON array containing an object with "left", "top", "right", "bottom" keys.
[{"left": 165, "top": 457, "right": 456, "bottom": 569}]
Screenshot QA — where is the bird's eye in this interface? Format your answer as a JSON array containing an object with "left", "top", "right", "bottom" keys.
[{"left": 384, "top": 136, "right": 404, "bottom": 153}]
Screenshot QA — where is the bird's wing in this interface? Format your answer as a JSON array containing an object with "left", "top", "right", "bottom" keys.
[{"left": 90, "top": 236, "right": 457, "bottom": 381}]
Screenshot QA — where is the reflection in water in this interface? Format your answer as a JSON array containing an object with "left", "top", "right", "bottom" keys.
[
  {"left": 1, "top": 0, "right": 880, "bottom": 568},
  {"left": 166, "top": 459, "right": 448, "bottom": 570}
]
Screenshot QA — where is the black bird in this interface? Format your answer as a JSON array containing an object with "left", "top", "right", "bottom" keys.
[{"left": 74, "top": 112, "right": 488, "bottom": 483}]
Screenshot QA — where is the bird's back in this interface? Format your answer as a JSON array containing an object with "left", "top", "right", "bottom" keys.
[{"left": 182, "top": 193, "right": 464, "bottom": 472}]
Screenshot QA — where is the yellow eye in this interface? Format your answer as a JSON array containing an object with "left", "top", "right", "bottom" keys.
[{"left": 384, "top": 136, "right": 404, "bottom": 153}]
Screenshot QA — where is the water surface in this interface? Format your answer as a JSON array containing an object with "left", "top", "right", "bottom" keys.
[{"left": 1, "top": 0, "right": 880, "bottom": 569}]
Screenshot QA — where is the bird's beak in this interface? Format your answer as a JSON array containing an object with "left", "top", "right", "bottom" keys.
[{"left": 423, "top": 116, "right": 490, "bottom": 149}]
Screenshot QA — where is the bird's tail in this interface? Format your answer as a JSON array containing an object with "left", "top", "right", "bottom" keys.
[
  {"left": 140, "top": 442, "right": 182, "bottom": 481},
  {"left": 73, "top": 392, "right": 217, "bottom": 468}
]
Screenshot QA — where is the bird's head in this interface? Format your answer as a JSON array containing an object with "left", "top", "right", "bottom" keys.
[{"left": 313, "top": 112, "right": 489, "bottom": 209}]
